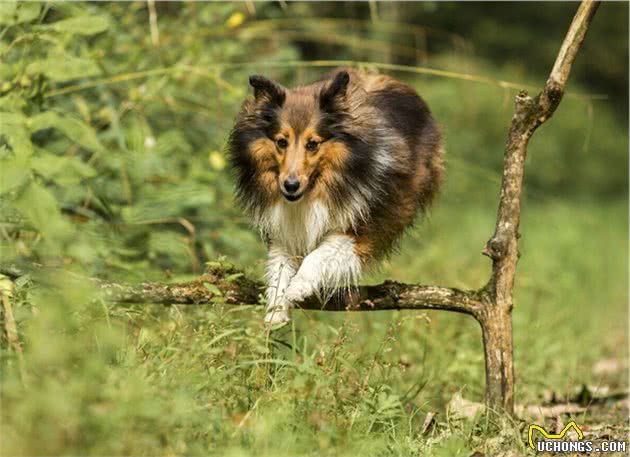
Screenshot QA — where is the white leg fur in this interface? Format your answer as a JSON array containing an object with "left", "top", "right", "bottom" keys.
[
  {"left": 264, "top": 245, "right": 298, "bottom": 326},
  {"left": 284, "top": 233, "right": 362, "bottom": 305}
]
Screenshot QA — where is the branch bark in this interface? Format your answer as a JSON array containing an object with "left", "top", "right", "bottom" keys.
[
  {"left": 99, "top": 261, "right": 487, "bottom": 317},
  {"left": 13, "top": 0, "right": 598, "bottom": 418}
]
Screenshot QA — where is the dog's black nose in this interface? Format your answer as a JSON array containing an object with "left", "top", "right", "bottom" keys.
[{"left": 283, "top": 178, "right": 300, "bottom": 194}]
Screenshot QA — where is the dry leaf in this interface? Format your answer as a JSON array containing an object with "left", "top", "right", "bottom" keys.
[{"left": 447, "top": 392, "right": 484, "bottom": 419}]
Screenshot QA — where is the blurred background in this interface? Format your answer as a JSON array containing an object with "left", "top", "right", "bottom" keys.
[{"left": 1, "top": 2, "right": 627, "bottom": 456}]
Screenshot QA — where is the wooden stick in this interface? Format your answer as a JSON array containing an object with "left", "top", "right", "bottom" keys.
[{"left": 97, "top": 262, "right": 486, "bottom": 317}]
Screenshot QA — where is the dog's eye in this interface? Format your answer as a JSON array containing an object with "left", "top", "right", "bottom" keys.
[
  {"left": 305, "top": 140, "right": 319, "bottom": 152},
  {"left": 276, "top": 138, "right": 288, "bottom": 149}
]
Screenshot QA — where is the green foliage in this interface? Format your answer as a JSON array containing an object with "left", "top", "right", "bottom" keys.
[
  {"left": 0, "top": 1, "right": 275, "bottom": 275},
  {"left": 0, "top": 2, "right": 627, "bottom": 456}
]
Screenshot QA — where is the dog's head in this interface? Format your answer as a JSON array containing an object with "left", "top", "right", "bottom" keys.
[{"left": 229, "top": 71, "right": 352, "bottom": 206}]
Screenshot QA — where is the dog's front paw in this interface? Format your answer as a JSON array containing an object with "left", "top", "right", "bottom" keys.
[{"left": 284, "top": 276, "right": 314, "bottom": 304}]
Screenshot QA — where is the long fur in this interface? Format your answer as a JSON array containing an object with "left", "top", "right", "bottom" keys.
[{"left": 228, "top": 68, "right": 443, "bottom": 325}]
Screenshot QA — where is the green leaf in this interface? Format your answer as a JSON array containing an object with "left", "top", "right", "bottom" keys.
[
  {"left": 226, "top": 273, "right": 244, "bottom": 282},
  {"left": 0, "top": 154, "right": 31, "bottom": 195},
  {"left": 0, "top": 111, "right": 33, "bottom": 157},
  {"left": 0, "top": 111, "right": 26, "bottom": 126},
  {"left": 15, "top": 181, "right": 72, "bottom": 241},
  {"left": 29, "top": 112, "right": 105, "bottom": 153},
  {"left": 31, "top": 151, "right": 96, "bottom": 184},
  {"left": 15, "top": 2, "right": 40, "bottom": 24},
  {"left": 0, "top": 2, "right": 17, "bottom": 25},
  {"left": 0, "top": 93, "right": 27, "bottom": 113},
  {"left": 203, "top": 282, "right": 223, "bottom": 297},
  {"left": 66, "top": 157, "right": 97, "bottom": 179},
  {"left": 0, "top": 2, "right": 40, "bottom": 25},
  {"left": 30, "top": 152, "right": 66, "bottom": 177},
  {"left": 38, "top": 15, "right": 109, "bottom": 36}
]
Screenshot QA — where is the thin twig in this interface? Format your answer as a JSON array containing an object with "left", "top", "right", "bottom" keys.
[
  {"left": 147, "top": 0, "right": 160, "bottom": 47},
  {"left": 44, "top": 60, "right": 606, "bottom": 100},
  {"left": 1, "top": 281, "right": 25, "bottom": 382}
]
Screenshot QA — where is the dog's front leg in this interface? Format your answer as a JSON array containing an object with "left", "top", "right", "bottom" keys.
[
  {"left": 264, "top": 245, "right": 299, "bottom": 326},
  {"left": 284, "top": 233, "right": 363, "bottom": 306}
]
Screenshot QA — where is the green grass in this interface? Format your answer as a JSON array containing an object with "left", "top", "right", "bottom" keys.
[{"left": 2, "top": 199, "right": 626, "bottom": 456}]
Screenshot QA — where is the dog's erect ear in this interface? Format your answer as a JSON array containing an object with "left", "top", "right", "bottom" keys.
[
  {"left": 249, "top": 75, "right": 286, "bottom": 106},
  {"left": 319, "top": 71, "right": 350, "bottom": 110}
]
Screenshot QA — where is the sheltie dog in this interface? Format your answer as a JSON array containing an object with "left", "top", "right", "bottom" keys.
[{"left": 228, "top": 69, "right": 443, "bottom": 326}]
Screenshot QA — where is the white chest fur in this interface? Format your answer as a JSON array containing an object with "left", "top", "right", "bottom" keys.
[{"left": 257, "top": 199, "right": 340, "bottom": 256}]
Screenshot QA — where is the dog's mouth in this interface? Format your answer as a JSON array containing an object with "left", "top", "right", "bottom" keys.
[{"left": 282, "top": 192, "right": 304, "bottom": 202}]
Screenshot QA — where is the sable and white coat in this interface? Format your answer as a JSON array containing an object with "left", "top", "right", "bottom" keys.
[{"left": 228, "top": 69, "right": 443, "bottom": 325}]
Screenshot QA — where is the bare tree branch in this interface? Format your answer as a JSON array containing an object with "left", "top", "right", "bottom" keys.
[
  {"left": 99, "top": 262, "right": 487, "bottom": 317},
  {"left": 478, "top": 0, "right": 599, "bottom": 413}
]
